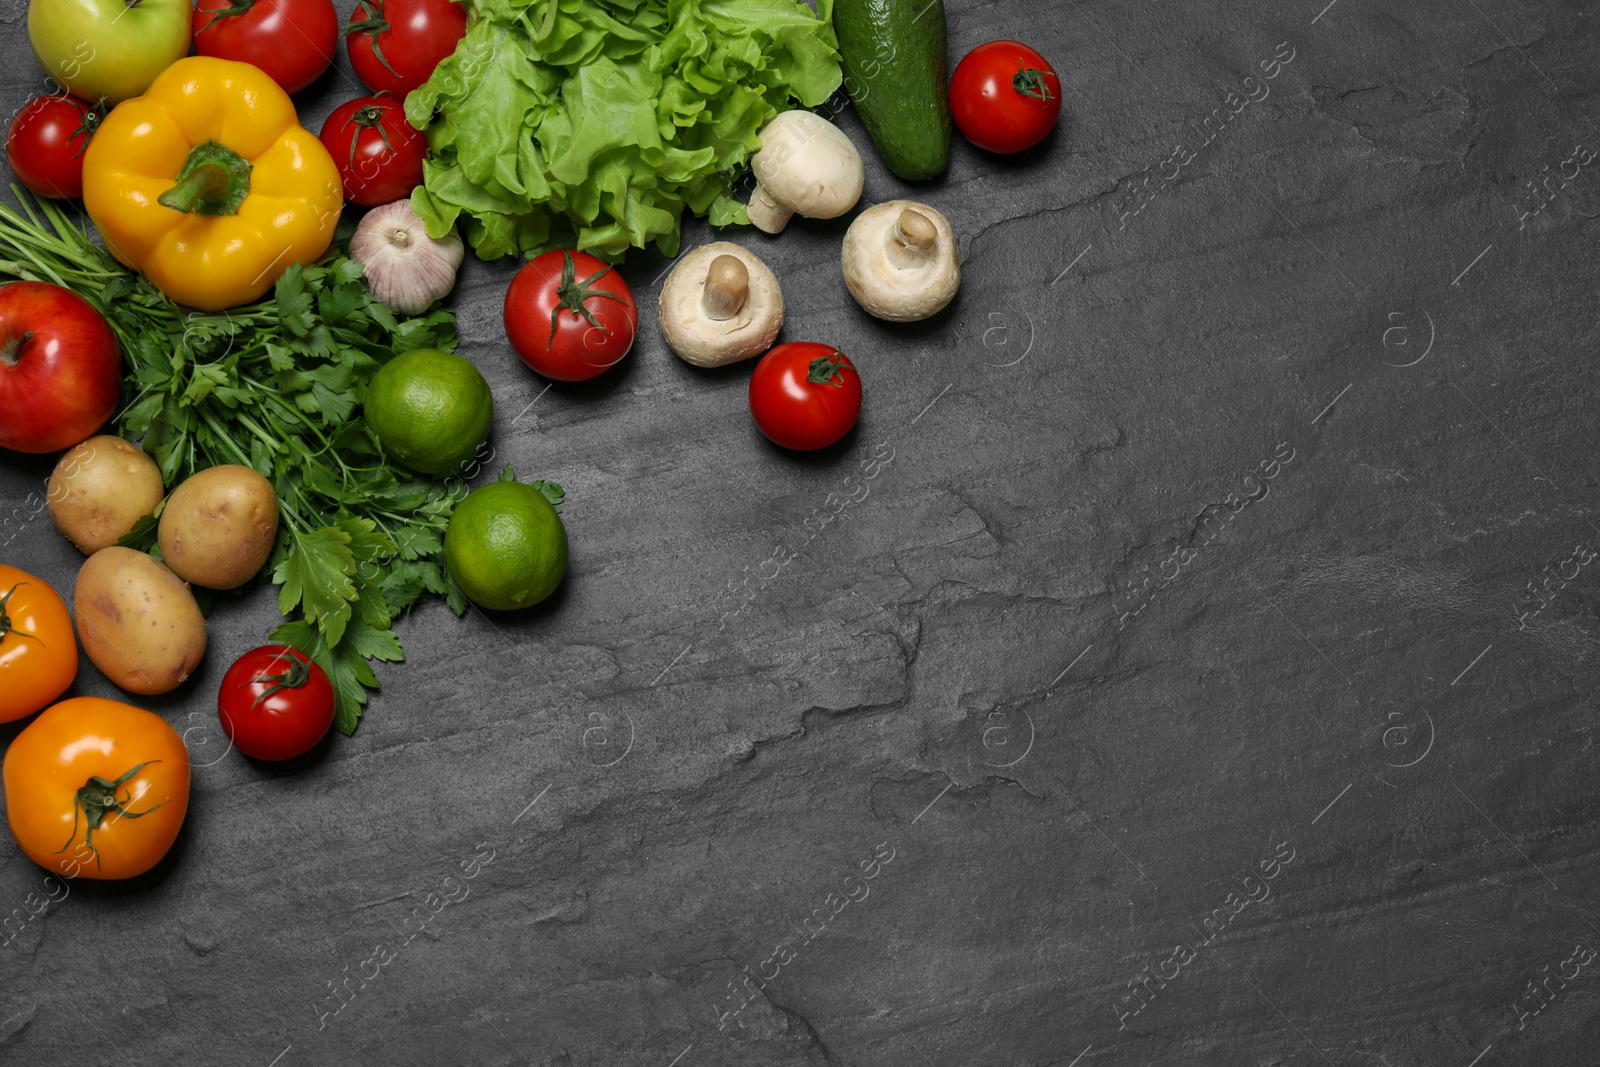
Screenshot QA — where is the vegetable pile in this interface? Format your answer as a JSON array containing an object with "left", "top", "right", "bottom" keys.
[
  {"left": 405, "top": 0, "right": 843, "bottom": 261},
  {"left": 0, "top": 0, "right": 1068, "bottom": 887},
  {"left": 0, "top": 194, "right": 463, "bottom": 733}
]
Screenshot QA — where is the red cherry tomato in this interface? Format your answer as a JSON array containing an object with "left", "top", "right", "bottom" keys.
[
  {"left": 504, "top": 250, "right": 638, "bottom": 382},
  {"left": 319, "top": 96, "right": 426, "bottom": 206},
  {"left": 345, "top": 0, "right": 468, "bottom": 96},
  {"left": 217, "top": 645, "right": 335, "bottom": 761},
  {"left": 194, "top": 0, "right": 339, "bottom": 95},
  {"left": 5, "top": 95, "right": 101, "bottom": 199},
  {"left": 950, "top": 40, "right": 1062, "bottom": 154},
  {"left": 748, "top": 343, "right": 862, "bottom": 451}
]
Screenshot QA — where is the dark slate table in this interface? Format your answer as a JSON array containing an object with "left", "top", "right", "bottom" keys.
[{"left": 3, "top": 0, "right": 1599, "bottom": 1064}]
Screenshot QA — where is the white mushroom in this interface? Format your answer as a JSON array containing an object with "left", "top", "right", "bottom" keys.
[
  {"left": 840, "top": 200, "right": 961, "bottom": 322},
  {"left": 746, "top": 111, "right": 864, "bottom": 234},
  {"left": 658, "top": 242, "right": 785, "bottom": 367}
]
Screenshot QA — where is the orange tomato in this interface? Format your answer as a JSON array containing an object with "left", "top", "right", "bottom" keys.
[
  {"left": 3, "top": 697, "right": 191, "bottom": 880},
  {"left": 0, "top": 564, "right": 77, "bottom": 722}
]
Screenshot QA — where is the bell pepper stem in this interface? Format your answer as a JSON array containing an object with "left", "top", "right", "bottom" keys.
[
  {"left": 158, "top": 141, "right": 252, "bottom": 217},
  {"left": 158, "top": 165, "right": 231, "bottom": 214}
]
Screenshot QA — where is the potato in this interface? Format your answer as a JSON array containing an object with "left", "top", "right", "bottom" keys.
[
  {"left": 74, "top": 547, "right": 206, "bottom": 695},
  {"left": 157, "top": 465, "right": 280, "bottom": 589},
  {"left": 47, "top": 436, "right": 166, "bottom": 554}
]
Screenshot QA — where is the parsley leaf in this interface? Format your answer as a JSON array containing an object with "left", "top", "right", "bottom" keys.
[
  {"left": 115, "top": 511, "right": 161, "bottom": 552},
  {"left": 498, "top": 465, "right": 564, "bottom": 509},
  {"left": 271, "top": 618, "right": 402, "bottom": 736},
  {"left": 275, "top": 265, "right": 315, "bottom": 337},
  {"left": 274, "top": 527, "right": 358, "bottom": 646},
  {"left": 531, "top": 481, "right": 565, "bottom": 510}
]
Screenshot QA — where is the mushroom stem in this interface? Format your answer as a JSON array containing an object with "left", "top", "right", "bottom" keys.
[
  {"left": 747, "top": 185, "right": 795, "bottom": 234},
  {"left": 886, "top": 209, "right": 939, "bottom": 269},
  {"left": 702, "top": 255, "right": 750, "bottom": 320}
]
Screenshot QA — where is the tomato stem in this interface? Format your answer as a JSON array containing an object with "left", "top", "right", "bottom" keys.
[
  {"left": 344, "top": 0, "right": 402, "bottom": 81},
  {"left": 0, "top": 582, "right": 43, "bottom": 647},
  {"left": 547, "top": 250, "right": 624, "bottom": 349},
  {"left": 343, "top": 104, "right": 397, "bottom": 171},
  {"left": 69, "top": 98, "right": 106, "bottom": 161},
  {"left": 805, "top": 351, "right": 849, "bottom": 387},
  {"left": 250, "top": 652, "right": 312, "bottom": 709},
  {"left": 197, "top": 0, "right": 257, "bottom": 34},
  {"left": 54, "top": 761, "right": 169, "bottom": 870},
  {"left": 1013, "top": 66, "right": 1055, "bottom": 102}
]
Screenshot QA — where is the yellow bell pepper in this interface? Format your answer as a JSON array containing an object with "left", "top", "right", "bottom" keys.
[{"left": 82, "top": 57, "right": 344, "bottom": 311}]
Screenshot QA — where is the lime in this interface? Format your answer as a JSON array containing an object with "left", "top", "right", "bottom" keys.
[
  {"left": 364, "top": 349, "right": 493, "bottom": 476},
  {"left": 444, "top": 481, "right": 568, "bottom": 610}
]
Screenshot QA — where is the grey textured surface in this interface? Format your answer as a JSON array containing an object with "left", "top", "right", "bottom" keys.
[{"left": 3, "top": 0, "right": 1600, "bottom": 1064}]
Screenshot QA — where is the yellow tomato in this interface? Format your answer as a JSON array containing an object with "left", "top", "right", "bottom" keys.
[
  {"left": 4, "top": 697, "right": 191, "bottom": 880},
  {"left": 0, "top": 564, "right": 77, "bottom": 722}
]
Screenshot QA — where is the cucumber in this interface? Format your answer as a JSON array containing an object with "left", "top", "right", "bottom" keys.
[{"left": 832, "top": 0, "right": 951, "bottom": 180}]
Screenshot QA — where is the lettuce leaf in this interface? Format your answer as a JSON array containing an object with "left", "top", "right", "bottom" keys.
[{"left": 407, "top": 0, "right": 841, "bottom": 262}]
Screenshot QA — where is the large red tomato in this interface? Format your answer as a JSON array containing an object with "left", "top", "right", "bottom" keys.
[
  {"left": 193, "top": 0, "right": 339, "bottom": 94},
  {"left": 217, "top": 645, "right": 335, "bottom": 761},
  {"left": 5, "top": 95, "right": 101, "bottom": 199},
  {"left": 345, "top": 0, "right": 468, "bottom": 96},
  {"left": 319, "top": 96, "right": 426, "bottom": 206},
  {"left": 0, "top": 282, "right": 121, "bottom": 454},
  {"left": 748, "top": 343, "right": 862, "bottom": 451},
  {"left": 504, "top": 250, "right": 638, "bottom": 382},
  {"left": 950, "top": 40, "right": 1062, "bottom": 154}
]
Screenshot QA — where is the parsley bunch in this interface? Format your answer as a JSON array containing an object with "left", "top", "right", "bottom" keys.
[{"left": 0, "top": 191, "right": 470, "bottom": 733}]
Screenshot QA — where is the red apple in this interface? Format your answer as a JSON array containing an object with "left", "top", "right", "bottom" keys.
[{"left": 0, "top": 281, "right": 121, "bottom": 454}]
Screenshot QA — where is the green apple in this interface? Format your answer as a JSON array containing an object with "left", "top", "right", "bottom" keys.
[{"left": 28, "top": 0, "right": 191, "bottom": 105}]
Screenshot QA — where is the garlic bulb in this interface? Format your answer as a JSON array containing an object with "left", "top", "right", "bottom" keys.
[{"left": 349, "top": 200, "right": 465, "bottom": 314}]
